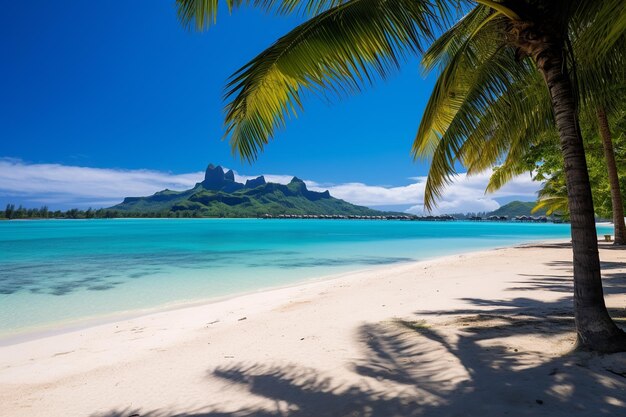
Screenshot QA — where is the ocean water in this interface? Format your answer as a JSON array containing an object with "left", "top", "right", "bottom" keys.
[{"left": 0, "top": 219, "right": 613, "bottom": 339}]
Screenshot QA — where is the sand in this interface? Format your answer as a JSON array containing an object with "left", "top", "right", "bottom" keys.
[{"left": 1, "top": 241, "right": 625, "bottom": 416}]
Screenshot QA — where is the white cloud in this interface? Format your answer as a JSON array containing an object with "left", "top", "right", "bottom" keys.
[
  {"left": 230, "top": 171, "right": 293, "bottom": 185},
  {"left": 308, "top": 170, "right": 539, "bottom": 214},
  {"left": 0, "top": 159, "right": 203, "bottom": 208},
  {"left": 0, "top": 159, "right": 541, "bottom": 212}
]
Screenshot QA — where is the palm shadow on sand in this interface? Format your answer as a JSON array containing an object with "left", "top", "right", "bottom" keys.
[{"left": 93, "top": 254, "right": 626, "bottom": 417}]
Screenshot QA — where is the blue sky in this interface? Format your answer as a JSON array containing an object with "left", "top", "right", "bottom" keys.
[{"left": 0, "top": 1, "right": 539, "bottom": 212}]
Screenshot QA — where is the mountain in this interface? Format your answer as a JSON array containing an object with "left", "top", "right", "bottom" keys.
[
  {"left": 110, "top": 164, "right": 384, "bottom": 217},
  {"left": 487, "top": 201, "right": 547, "bottom": 217}
]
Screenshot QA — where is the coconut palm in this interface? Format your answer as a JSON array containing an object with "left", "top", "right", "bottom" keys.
[
  {"left": 434, "top": 31, "right": 626, "bottom": 245},
  {"left": 425, "top": 80, "right": 626, "bottom": 246},
  {"left": 577, "top": 19, "right": 626, "bottom": 247},
  {"left": 595, "top": 108, "right": 626, "bottom": 244},
  {"left": 409, "top": 2, "right": 626, "bottom": 351},
  {"left": 476, "top": 102, "right": 625, "bottom": 240},
  {"left": 484, "top": 100, "right": 626, "bottom": 224},
  {"left": 175, "top": 0, "right": 626, "bottom": 352}
]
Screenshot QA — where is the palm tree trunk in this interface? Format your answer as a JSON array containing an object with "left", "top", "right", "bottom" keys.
[
  {"left": 534, "top": 45, "right": 626, "bottom": 352},
  {"left": 597, "top": 107, "right": 626, "bottom": 245}
]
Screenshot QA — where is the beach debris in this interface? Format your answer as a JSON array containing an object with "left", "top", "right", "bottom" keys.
[
  {"left": 207, "top": 320, "right": 219, "bottom": 325},
  {"left": 224, "top": 355, "right": 235, "bottom": 358},
  {"left": 238, "top": 316, "right": 247, "bottom": 321}
]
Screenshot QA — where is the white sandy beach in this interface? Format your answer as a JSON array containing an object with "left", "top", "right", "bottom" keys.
[{"left": 1, "top": 241, "right": 625, "bottom": 417}]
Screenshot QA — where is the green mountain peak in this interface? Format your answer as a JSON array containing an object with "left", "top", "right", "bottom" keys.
[{"left": 110, "top": 164, "right": 383, "bottom": 218}]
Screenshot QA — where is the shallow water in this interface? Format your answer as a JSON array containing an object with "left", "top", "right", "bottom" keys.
[{"left": 0, "top": 218, "right": 613, "bottom": 338}]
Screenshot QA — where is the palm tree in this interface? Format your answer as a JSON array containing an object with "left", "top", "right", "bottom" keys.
[
  {"left": 480, "top": 104, "right": 625, "bottom": 242},
  {"left": 176, "top": 0, "right": 626, "bottom": 352},
  {"left": 573, "top": 7, "right": 626, "bottom": 247},
  {"left": 596, "top": 108, "right": 626, "bottom": 244},
  {"left": 436, "top": 62, "right": 626, "bottom": 244},
  {"left": 480, "top": 56, "right": 626, "bottom": 245},
  {"left": 411, "top": 1, "right": 626, "bottom": 351}
]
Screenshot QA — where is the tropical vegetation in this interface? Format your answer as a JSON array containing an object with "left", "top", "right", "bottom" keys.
[
  {"left": 435, "top": 42, "right": 626, "bottom": 241},
  {"left": 497, "top": 101, "right": 626, "bottom": 222},
  {"left": 175, "top": 0, "right": 626, "bottom": 352},
  {"left": 0, "top": 204, "right": 181, "bottom": 220}
]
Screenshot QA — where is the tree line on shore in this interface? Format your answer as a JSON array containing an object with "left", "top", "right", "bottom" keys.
[
  {"left": 0, "top": 204, "right": 210, "bottom": 220},
  {"left": 0, "top": 205, "right": 476, "bottom": 220},
  {"left": 0, "top": 203, "right": 554, "bottom": 222}
]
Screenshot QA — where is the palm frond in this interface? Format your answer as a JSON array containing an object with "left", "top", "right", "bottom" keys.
[
  {"left": 223, "top": 0, "right": 455, "bottom": 160},
  {"left": 533, "top": 173, "right": 569, "bottom": 216},
  {"left": 532, "top": 196, "right": 568, "bottom": 216},
  {"left": 487, "top": 162, "right": 530, "bottom": 193},
  {"left": 176, "top": 0, "right": 344, "bottom": 30},
  {"left": 413, "top": 5, "right": 504, "bottom": 159},
  {"left": 571, "top": 0, "right": 626, "bottom": 60},
  {"left": 176, "top": 0, "right": 462, "bottom": 30},
  {"left": 460, "top": 65, "right": 549, "bottom": 173},
  {"left": 421, "top": 5, "right": 492, "bottom": 72},
  {"left": 423, "top": 55, "right": 558, "bottom": 208},
  {"left": 416, "top": 41, "right": 550, "bottom": 210},
  {"left": 572, "top": 29, "right": 626, "bottom": 117},
  {"left": 417, "top": 0, "right": 626, "bottom": 211}
]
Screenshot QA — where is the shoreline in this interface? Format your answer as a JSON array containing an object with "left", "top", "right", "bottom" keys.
[
  {"left": 0, "top": 238, "right": 570, "bottom": 347},
  {"left": 0, "top": 262, "right": 400, "bottom": 346},
  {"left": 1, "top": 239, "right": 625, "bottom": 417}
]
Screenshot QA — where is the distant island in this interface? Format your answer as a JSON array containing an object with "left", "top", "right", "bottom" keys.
[
  {"left": 110, "top": 164, "right": 389, "bottom": 218},
  {"left": 110, "top": 165, "right": 554, "bottom": 220},
  {"left": 449, "top": 201, "right": 551, "bottom": 220},
  {"left": 0, "top": 165, "right": 559, "bottom": 221},
  {"left": 488, "top": 201, "right": 548, "bottom": 217}
]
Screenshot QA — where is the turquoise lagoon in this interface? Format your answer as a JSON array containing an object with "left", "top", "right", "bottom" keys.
[{"left": 0, "top": 219, "right": 613, "bottom": 339}]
